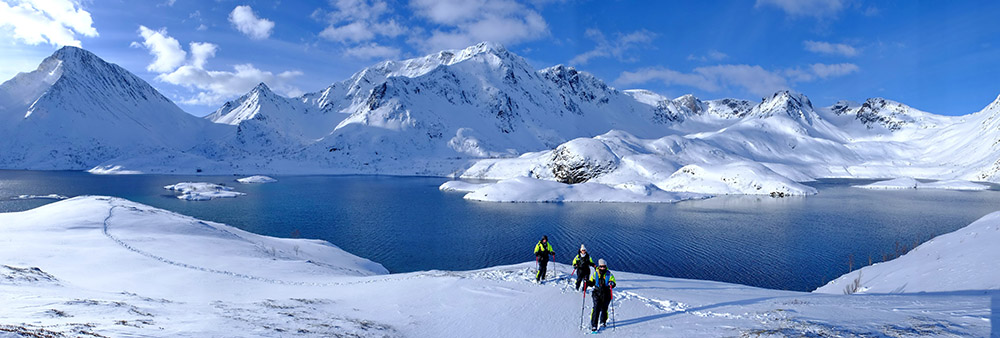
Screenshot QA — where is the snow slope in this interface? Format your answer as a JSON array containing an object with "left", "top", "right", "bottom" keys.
[
  {"left": 1, "top": 197, "right": 995, "bottom": 337},
  {"left": 817, "top": 210, "right": 1000, "bottom": 294}
]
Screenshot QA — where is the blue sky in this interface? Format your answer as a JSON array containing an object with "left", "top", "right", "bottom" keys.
[{"left": 1, "top": 0, "right": 998, "bottom": 116}]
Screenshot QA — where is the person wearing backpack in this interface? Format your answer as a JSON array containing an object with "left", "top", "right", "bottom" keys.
[
  {"left": 534, "top": 235, "right": 555, "bottom": 283},
  {"left": 572, "top": 244, "right": 596, "bottom": 291},
  {"left": 587, "top": 258, "right": 616, "bottom": 332}
]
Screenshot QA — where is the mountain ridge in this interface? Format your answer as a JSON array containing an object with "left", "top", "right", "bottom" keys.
[{"left": 3, "top": 43, "right": 1000, "bottom": 190}]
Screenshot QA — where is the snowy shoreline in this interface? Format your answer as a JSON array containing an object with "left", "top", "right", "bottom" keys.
[
  {"left": 0, "top": 196, "right": 996, "bottom": 336},
  {"left": 854, "top": 177, "right": 991, "bottom": 191},
  {"left": 163, "top": 182, "right": 246, "bottom": 201}
]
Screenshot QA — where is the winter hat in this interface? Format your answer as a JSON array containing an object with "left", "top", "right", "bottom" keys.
[
  {"left": 598, "top": 258, "right": 606, "bottom": 266},
  {"left": 580, "top": 244, "right": 587, "bottom": 251},
  {"left": 542, "top": 235, "right": 548, "bottom": 241}
]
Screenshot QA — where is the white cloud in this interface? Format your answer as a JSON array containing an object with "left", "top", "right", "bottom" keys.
[
  {"left": 569, "top": 28, "right": 656, "bottom": 65},
  {"left": 755, "top": 0, "right": 846, "bottom": 18},
  {"left": 0, "top": 0, "right": 98, "bottom": 47},
  {"left": 803, "top": 40, "right": 859, "bottom": 57},
  {"left": 809, "top": 63, "right": 859, "bottom": 78},
  {"left": 318, "top": 0, "right": 403, "bottom": 43},
  {"left": 409, "top": 0, "right": 485, "bottom": 25},
  {"left": 133, "top": 26, "right": 301, "bottom": 106},
  {"left": 135, "top": 25, "right": 187, "bottom": 73},
  {"left": 160, "top": 64, "right": 303, "bottom": 105},
  {"left": 687, "top": 50, "right": 728, "bottom": 62},
  {"left": 344, "top": 43, "right": 401, "bottom": 60},
  {"left": 327, "top": 0, "right": 390, "bottom": 22},
  {"left": 229, "top": 5, "right": 274, "bottom": 40},
  {"left": 616, "top": 62, "right": 858, "bottom": 97},
  {"left": 188, "top": 42, "right": 217, "bottom": 69},
  {"left": 410, "top": 0, "right": 549, "bottom": 51},
  {"left": 319, "top": 21, "right": 375, "bottom": 42}
]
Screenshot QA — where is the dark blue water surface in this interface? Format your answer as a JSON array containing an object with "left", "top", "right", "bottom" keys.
[{"left": 1, "top": 170, "right": 998, "bottom": 292}]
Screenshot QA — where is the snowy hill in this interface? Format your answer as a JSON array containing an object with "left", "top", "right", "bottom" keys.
[
  {"left": 817, "top": 210, "right": 1000, "bottom": 294},
  {"left": 0, "top": 47, "right": 226, "bottom": 170},
  {"left": 0, "top": 197, "right": 995, "bottom": 336}
]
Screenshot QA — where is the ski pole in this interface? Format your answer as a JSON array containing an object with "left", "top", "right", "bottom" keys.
[
  {"left": 535, "top": 256, "right": 539, "bottom": 281},
  {"left": 580, "top": 284, "right": 587, "bottom": 330},
  {"left": 610, "top": 288, "right": 616, "bottom": 331}
]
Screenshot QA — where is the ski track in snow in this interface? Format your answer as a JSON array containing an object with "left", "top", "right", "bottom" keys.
[
  {"left": 464, "top": 265, "right": 751, "bottom": 327},
  {"left": 99, "top": 198, "right": 423, "bottom": 287}
]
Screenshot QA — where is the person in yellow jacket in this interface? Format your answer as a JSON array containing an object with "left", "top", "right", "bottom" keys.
[
  {"left": 572, "top": 244, "right": 596, "bottom": 291},
  {"left": 533, "top": 235, "right": 555, "bottom": 283},
  {"left": 587, "top": 259, "right": 616, "bottom": 332}
]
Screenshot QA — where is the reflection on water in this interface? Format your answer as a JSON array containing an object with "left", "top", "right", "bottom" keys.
[{"left": 1, "top": 171, "right": 997, "bottom": 291}]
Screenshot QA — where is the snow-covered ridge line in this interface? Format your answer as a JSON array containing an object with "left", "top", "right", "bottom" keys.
[
  {"left": 5, "top": 43, "right": 1000, "bottom": 198},
  {"left": 0, "top": 196, "right": 995, "bottom": 336}
]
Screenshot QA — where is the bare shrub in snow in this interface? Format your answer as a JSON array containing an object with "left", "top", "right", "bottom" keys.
[{"left": 843, "top": 271, "right": 863, "bottom": 295}]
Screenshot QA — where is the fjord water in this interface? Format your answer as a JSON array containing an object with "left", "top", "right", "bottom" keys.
[{"left": 1, "top": 170, "right": 997, "bottom": 291}]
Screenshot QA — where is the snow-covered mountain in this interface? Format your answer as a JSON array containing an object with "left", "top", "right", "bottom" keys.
[
  {"left": 289, "top": 42, "right": 678, "bottom": 175},
  {"left": 4, "top": 43, "right": 1000, "bottom": 200},
  {"left": 0, "top": 46, "right": 226, "bottom": 170}
]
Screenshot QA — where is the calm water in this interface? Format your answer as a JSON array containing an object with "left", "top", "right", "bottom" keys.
[{"left": 1, "top": 170, "right": 998, "bottom": 292}]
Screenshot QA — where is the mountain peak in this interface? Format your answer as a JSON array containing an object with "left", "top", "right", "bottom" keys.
[
  {"left": 445, "top": 41, "right": 517, "bottom": 66},
  {"left": 51, "top": 45, "right": 89, "bottom": 59},
  {"left": 251, "top": 82, "right": 273, "bottom": 93},
  {"left": 673, "top": 94, "right": 704, "bottom": 114},
  {"left": 762, "top": 90, "right": 812, "bottom": 108},
  {"left": 751, "top": 90, "right": 816, "bottom": 122},
  {"left": 543, "top": 64, "right": 578, "bottom": 75},
  {"left": 465, "top": 41, "right": 507, "bottom": 55},
  {"left": 47, "top": 46, "right": 102, "bottom": 71},
  {"left": 758, "top": 90, "right": 813, "bottom": 111}
]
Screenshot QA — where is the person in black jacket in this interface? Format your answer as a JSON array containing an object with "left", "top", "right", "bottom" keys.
[
  {"left": 587, "top": 258, "right": 616, "bottom": 331},
  {"left": 534, "top": 235, "right": 554, "bottom": 282},
  {"left": 572, "top": 244, "right": 596, "bottom": 291}
]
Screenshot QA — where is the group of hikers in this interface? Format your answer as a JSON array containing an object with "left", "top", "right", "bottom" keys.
[{"left": 534, "top": 235, "right": 617, "bottom": 332}]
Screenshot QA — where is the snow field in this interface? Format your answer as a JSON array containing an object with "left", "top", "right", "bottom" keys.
[{"left": 0, "top": 197, "right": 996, "bottom": 337}]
